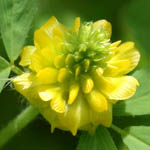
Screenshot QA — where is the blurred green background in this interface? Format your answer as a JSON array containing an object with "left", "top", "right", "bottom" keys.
[{"left": 0, "top": 0, "right": 150, "bottom": 149}]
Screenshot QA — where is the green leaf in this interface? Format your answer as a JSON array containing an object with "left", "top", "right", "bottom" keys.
[
  {"left": 122, "top": 126, "right": 150, "bottom": 150},
  {"left": 77, "top": 126, "right": 117, "bottom": 150},
  {"left": 118, "top": 144, "right": 129, "bottom": 150},
  {"left": 0, "top": 56, "right": 10, "bottom": 92},
  {"left": 0, "top": 0, "right": 39, "bottom": 61},
  {"left": 113, "top": 68, "right": 150, "bottom": 116}
]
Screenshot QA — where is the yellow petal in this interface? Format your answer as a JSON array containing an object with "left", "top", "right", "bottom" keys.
[
  {"left": 93, "top": 20, "right": 112, "bottom": 39},
  {"left": 83, "top": 59, "right": 90, "bottom": 72},
  {"left": 41, "top": 16, "right": 66, "bottom": 39},
  {"left": 109, "top": 40, "right": 121, "bottom": 50},
  {"left": 13, "top": 73, "right": 33, "bottom": 90},
  {"left": 75, "top": 65, "right": 81, "bottom": 77},
  {"left": 36, "top": 67, "right": 58, "bottom": 84},
  {"left": 30, "top": 47, "right": 56, "bottom": 72},
  {"left": 34, "top": 29, "right": 53, "bottom": 50},
  {"left": 19, "top": 46, "right": 36, "bottom": 66},
  {"left": 65, "top": 54, "right": 74, "bottom": 66},
  {"left": 96, "top": 67, "right": 104, "bottom": 75},
  {"left": 50, "top": 93, "right": 66, "bottom": 113},
  {"left": 58, "top": 94, "right": 89, "bottom": 135},
  {"left": 89, "top": 103, "right": 112, "bottom": 127},
  {"left": 72, "top": 17, "right": 80, "bottom": 33},
  {"left": 38, "top": 87, "right": 58, "bottom": 101},
  {"left": 30, "top": 49, "right": 43, "bottom": 72},
  {"left": 107, "top": 76, "right": 139, "bottom": 100},
  {"left": 86, "top": 90, "right": 108, "bottom": 112},
  {"left": 104, "top": 60, "right": 131, "bottom": 76},
  {"left": 81, "top": 76, "right": 94, "bottom": 93},
  {"left": 105, "top": 42, "right": 140, "bottom": 76},
  {"left": 37, "top": 103, "right": 65, "bottom": 132},
  {"left": 54, "top": 55, "right": 65, "bottom": 68},
  {"left": 93, "top": 70, "right": 139, "bottom": 100},
  {"left": 68, "top": 82, "right": 79, "bottom": 104},
  {"left": 34, "top": 16, "right": 66, "bottom": 50},
  {"left": 57, "top": 68, "right": 71, "bottom": 83},
  {"left": 41, "top": 46, "right": 57, "bottom": 64}
]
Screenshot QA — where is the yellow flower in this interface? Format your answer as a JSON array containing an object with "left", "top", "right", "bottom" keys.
[{"left": 13, "top": 16, "right": 140, "bottom": 135}]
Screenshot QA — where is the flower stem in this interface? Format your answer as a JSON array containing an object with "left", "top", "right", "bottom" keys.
[
  {"left": 110, "top": 124, "right": 125, "bottom": 135},
  {"left": 0, "top": 105, "right": 39, "bottom": 147},
  {"left": 11, "top": 65, "right": 24, "bottom": 75}
]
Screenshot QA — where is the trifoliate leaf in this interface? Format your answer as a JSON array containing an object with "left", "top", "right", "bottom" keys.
[
  {"left": 114, "top": 68, "right": 150, "bottom": 116},
  {"left": 0, "top": 0, "right": 39, "bottom": 61},
  {"left": 122, "top": 126, "right": 150, "bottom": 150},
  {"left": 77, "top": 126, "right": 117, "bottom": 150},
  {"left": 0, "top": 56, "right": 10, "bottom": 92}
]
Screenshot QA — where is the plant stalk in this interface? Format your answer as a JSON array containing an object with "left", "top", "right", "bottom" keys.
[
  {"left": 0, "top": 105, "right": 39, "bottom": 147},
  {"left": 110, "top": 124, "right": 125, "bottom": 135},
  {"left": 11, "top": 65, "right": 24, "bottom": 75}
]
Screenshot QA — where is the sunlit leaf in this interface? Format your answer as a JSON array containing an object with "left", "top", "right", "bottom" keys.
[
  {"left": 77, "top": 126, "right": 117, "bottom": 150},
  {"left": 0, "top": 56, "right": 10, "bottom": 92},
  {"left": 122, "top": 126, "right": 150, "bottom": 150},
  {"left": 0, "top": 0, "right": 39, "bottom": 61}
]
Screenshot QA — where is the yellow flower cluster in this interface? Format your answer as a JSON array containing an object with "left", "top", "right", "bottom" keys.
[{"left": 13, "top": 16, "right": 140, "bottom": 135}]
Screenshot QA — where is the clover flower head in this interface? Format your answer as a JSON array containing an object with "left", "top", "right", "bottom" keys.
[{"left": 13, "top": 16, "right": 140, "bottom": 135}]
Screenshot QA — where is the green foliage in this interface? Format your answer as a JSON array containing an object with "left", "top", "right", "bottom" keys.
[
  {"left": 118, "top": 144, "right": 129, "bottom": 150},
  {"left": 122, "top": 126, "right": 150, "bottom": 150},
  {"left": 114, "top": 68, "right": 150, "bottom": 116},
  {"left": 77, "top": 126, "right": 117, "bottom": 150},
  {"left": 0, "top": 0, "right": 39, "bottom": 61},
  {"left": 0, "top": 56, "right": 10, "bottom": 92}
]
